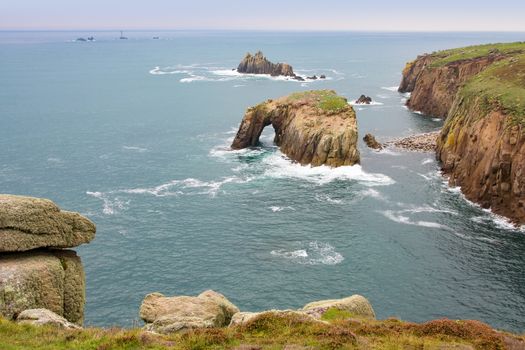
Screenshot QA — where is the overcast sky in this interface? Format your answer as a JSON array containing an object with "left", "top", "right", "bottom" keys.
[{"left": 1, "top": 0, "right": 525, "bottom": 31}]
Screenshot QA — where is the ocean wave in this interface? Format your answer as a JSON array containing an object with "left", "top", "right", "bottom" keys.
[
  {"left": 123, "top": 145, "right": 148, "bottom": 152},
  {"left": 271, "top": 241, "right": 344, "bottom": 265},
  {"left": 149, "top": 66, "right": 190, "bottom": 75},
  {"left": 421, "top": 158, "right": 434, "bottom": 165},
  {"left": 261, "top": 153, "right": 395, "bottom": 187},
  {"left": 314, "top": 193, "right": 344, "bottom": 204}
]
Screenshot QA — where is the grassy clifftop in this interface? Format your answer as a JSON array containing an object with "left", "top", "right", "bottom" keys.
[
  {"left": 1, "top": 313, "right": 524, "bottom": 350},
  {"left": 427, "top": 42, "right": 525, "bottom": 67}
]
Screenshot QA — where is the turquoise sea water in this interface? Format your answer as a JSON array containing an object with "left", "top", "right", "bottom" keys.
[{"left": 1, "top": 31, "right": 524, "bottom": 332}]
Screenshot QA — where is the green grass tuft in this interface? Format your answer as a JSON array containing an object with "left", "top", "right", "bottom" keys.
[{"left": 321, "top": 308, "right": 355, "bottom": 321}]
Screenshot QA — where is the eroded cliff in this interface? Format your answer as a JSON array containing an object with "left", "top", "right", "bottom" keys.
[
  {"left": 231, "top": 90, "right": 360, "bottom": 167},
  {"left": 399, "top": 43, "right": 525, "bottom": 224}
]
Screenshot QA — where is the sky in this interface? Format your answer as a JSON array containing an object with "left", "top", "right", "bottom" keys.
[{"left": 1, "top": 0, "right": 525, "bottom": 32}]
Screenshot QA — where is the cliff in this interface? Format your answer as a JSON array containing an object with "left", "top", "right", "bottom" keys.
[
  {"left": 231, "top": 90, "right": 360, "bottom": 167},
  {"left": 237, "top": 51, "right": 295, "bottom": 77},
  {"left": 399, "top": 43, "right": 525, "bottom": 224}
]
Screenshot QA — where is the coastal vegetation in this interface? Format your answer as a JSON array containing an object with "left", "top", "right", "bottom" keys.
[{"left": 1, "top": 314, "right": 523, "bottom": 350}]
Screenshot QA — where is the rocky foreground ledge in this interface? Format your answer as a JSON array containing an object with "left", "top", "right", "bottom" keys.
[
  {"left": 1, "top": 289, "right": 524, "bottom": 349},
  {"left": 0, "top": 194, "right": 95, "bottom": 325},
  {"left": 231, "top": 90, "right": 360, "bottom": 167}
]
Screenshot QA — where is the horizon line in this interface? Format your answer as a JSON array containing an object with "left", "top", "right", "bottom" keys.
[{"left": 2, "top": 28, "right": 525, "bottom": 33}]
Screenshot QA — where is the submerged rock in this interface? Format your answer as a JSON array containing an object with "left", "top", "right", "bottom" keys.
[
  {"left": 139, "top": 290, "right": 239, "bottom": 334},
  {"left": 16, "top": 308, "right": 81, "bottom": 329},
  {"left": 231, "top": 90, "right": 360, "bottom": 167},
  {"left": 237, "top": 51, "right": 295, "bottom": 77},
  {"left": 363, "top": 133, "right": 383, "bottom": 150},
  {"left": 0, "top": 194, "right": 96, "bottom": 252},
  {"left": 0, "top": 250, "right": 85, "bottom": 325},
  {"left": 355, "top": 95, "right": 372, "bottom": 104}
]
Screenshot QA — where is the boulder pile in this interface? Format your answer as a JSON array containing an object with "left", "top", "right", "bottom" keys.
[{"left": 0, "top": 194, "right": 96, "bottom": 326}]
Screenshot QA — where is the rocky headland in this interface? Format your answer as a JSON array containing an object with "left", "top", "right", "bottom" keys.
[
  {"left": 231, "top": 90, "right": 360, "bottom": 167},
  {"left": 0, "top": 194, "right": 95, "bottom": 326},
  {"left": 399, "top": 42, "right": 525, "bottom": 224}
]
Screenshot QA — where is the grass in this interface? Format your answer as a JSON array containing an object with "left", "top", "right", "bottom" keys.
[
  {"left": 1, "top": 315, "right": 523, "bottom": 350},
  {"left": 459, "top": 54, "right": 525, "bottom": 126},
  {"left": 288, "top": 90, "right": 349, "bottom": 113},
  {"left": 428, "top": 42, "right": 525, "bottom": 67}
]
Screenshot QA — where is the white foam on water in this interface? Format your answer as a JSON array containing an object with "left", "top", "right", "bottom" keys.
[
  {"left": 381, "top": 210, "right": 450, "bottom": 229},
  {"left": 149, "top": 66, "right": 189, "bottom": 75},
  {"left": 123, "top": 145, "right": 148, "bottom": 153},
  {"left": 432, "top": 118, "right": 442, "bottom": 122},
  {"left": 377, "top": 148, "right": 402, "bottom": 156},
  {"left": 359, "top": 188, "right": 387, "bottom": 201},
  {"left": 271, "top": 241, "right": 344, "bottom": 265},
  {"left": 121, "top": 176, "right": 252, "bottom": 198},
  {"left": 269, "top": 206, "right": 295, "bottom": 212},
  {"left": 314, "top": 194, "right": 343, "bottom": 204},
  {"left": 376, "top": 94, "right": 391, "bottom": 99},
  {"left": 421, "top": 158, "right": 434, "bottom": 165},
  {"left": 47, "top": 157, "right": 63, "bottom": 164},
  {"left": 348, "top": 101, "right": 384, "bottom": 106},
  {"left": 381, "top": 86, "right": 399, "bottom": 92},
  {"left": 261, "top": 153, "right": 395, "bottom": 187},
  {"left": 86, "top": 191, "right": 128, "bottom": 215}
]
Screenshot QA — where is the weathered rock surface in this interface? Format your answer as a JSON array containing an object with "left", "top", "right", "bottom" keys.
[
  {"left": 229, "top": 310, "right": 323, "bottom": 327},
  {"left": 0, "top": 250, "right": 85, "bottom": 324},
  {"left": 301, "top": 294, "right": 376, "bottom": 319},
  {"left": 363, "top": 133, "right": 383, "bottom": 150},
  {"left": 231, "top": 90, "right": 360, "bottom": 167},
  {"left": 16, "top": 308, "right": 81, "bottom": 329},
  {"left": 355, "top": 95, "right": 372, "bottom": 105},
  {"left": 139, "top": 290, "right": 239, "bottom": 334},
  {"left": 398, "top": 53, "right": 506, "bottom": 118},
  {"left": 0, "top": 194, "right": 96, "bottom": 252},
  {"left": 237, "top": 51, "right": 295, "bottom": 77}
]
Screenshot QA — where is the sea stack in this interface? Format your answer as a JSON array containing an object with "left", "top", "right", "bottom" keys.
[
  {"left": 237, "top": 51, "right": 295, "bottom": 77},
  {"left": 231, "top": 90, "right": 360, "bottom": 167},
  {"left": 0, "top": 194, "right": 96, "bottom": 325},
  {"left": 399, "top": 42, "right": 525, "bottom": 224}
]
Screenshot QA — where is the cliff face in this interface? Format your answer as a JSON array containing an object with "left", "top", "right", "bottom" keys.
[
  {"left": 399, "top": 53, "right": 505, "bottom": 118},
  {"left": 399, "top": 43, "right": 525, "bottom": 224},
  {"left": 237, "top": 51, "right": 295, "bottom": 77},
  {"left": 231, "top": 90, "right": 360, "bottom": 167}
]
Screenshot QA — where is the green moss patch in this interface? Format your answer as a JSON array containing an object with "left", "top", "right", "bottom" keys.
[{"left": 288, "top": 90, "right": 349, "bottom": 113}]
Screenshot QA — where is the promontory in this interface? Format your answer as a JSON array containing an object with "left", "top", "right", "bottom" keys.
[
  {"left": 399, "top": 42, "right": 525, "bottom": 224},
  {"left": 231, "top": 90, "right": 360, "bottom": 167}
]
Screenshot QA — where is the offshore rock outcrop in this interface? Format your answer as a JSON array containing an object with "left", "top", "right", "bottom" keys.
[
  {"left": 231, "top": 90, "right": 360, "bottom": 167},
  {"left": 399, "top": 43, "right": 525, "bottom": 224},
  {"left": 237, "top": 51, "right": 295, "bottom": 77},
  {"left": 0, "top": 194, "right": 94, "bottom": 324}
]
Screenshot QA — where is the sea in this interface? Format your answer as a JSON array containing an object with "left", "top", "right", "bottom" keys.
[{"left": 0, "top": 30, "right": 524, "bottom": 332}]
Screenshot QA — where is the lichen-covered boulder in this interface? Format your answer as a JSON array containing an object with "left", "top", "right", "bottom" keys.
[
  {"left": 229, "top": 310, "right": 322, "bottom": 327},
  {"left": 0, "top": 194, "right": 96, "bottom": 252},
  {"left": 139, "top": 290, "right": 239, "bottom": 334},
  {"left": 16, "top": 308, "right": 81, "bottom": 329},
  {"left": 0, "top": 250, "right": 85, "bottom": 325},
  {"left": 301, "top": 295, "right": 375, "bottom": 319}
]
